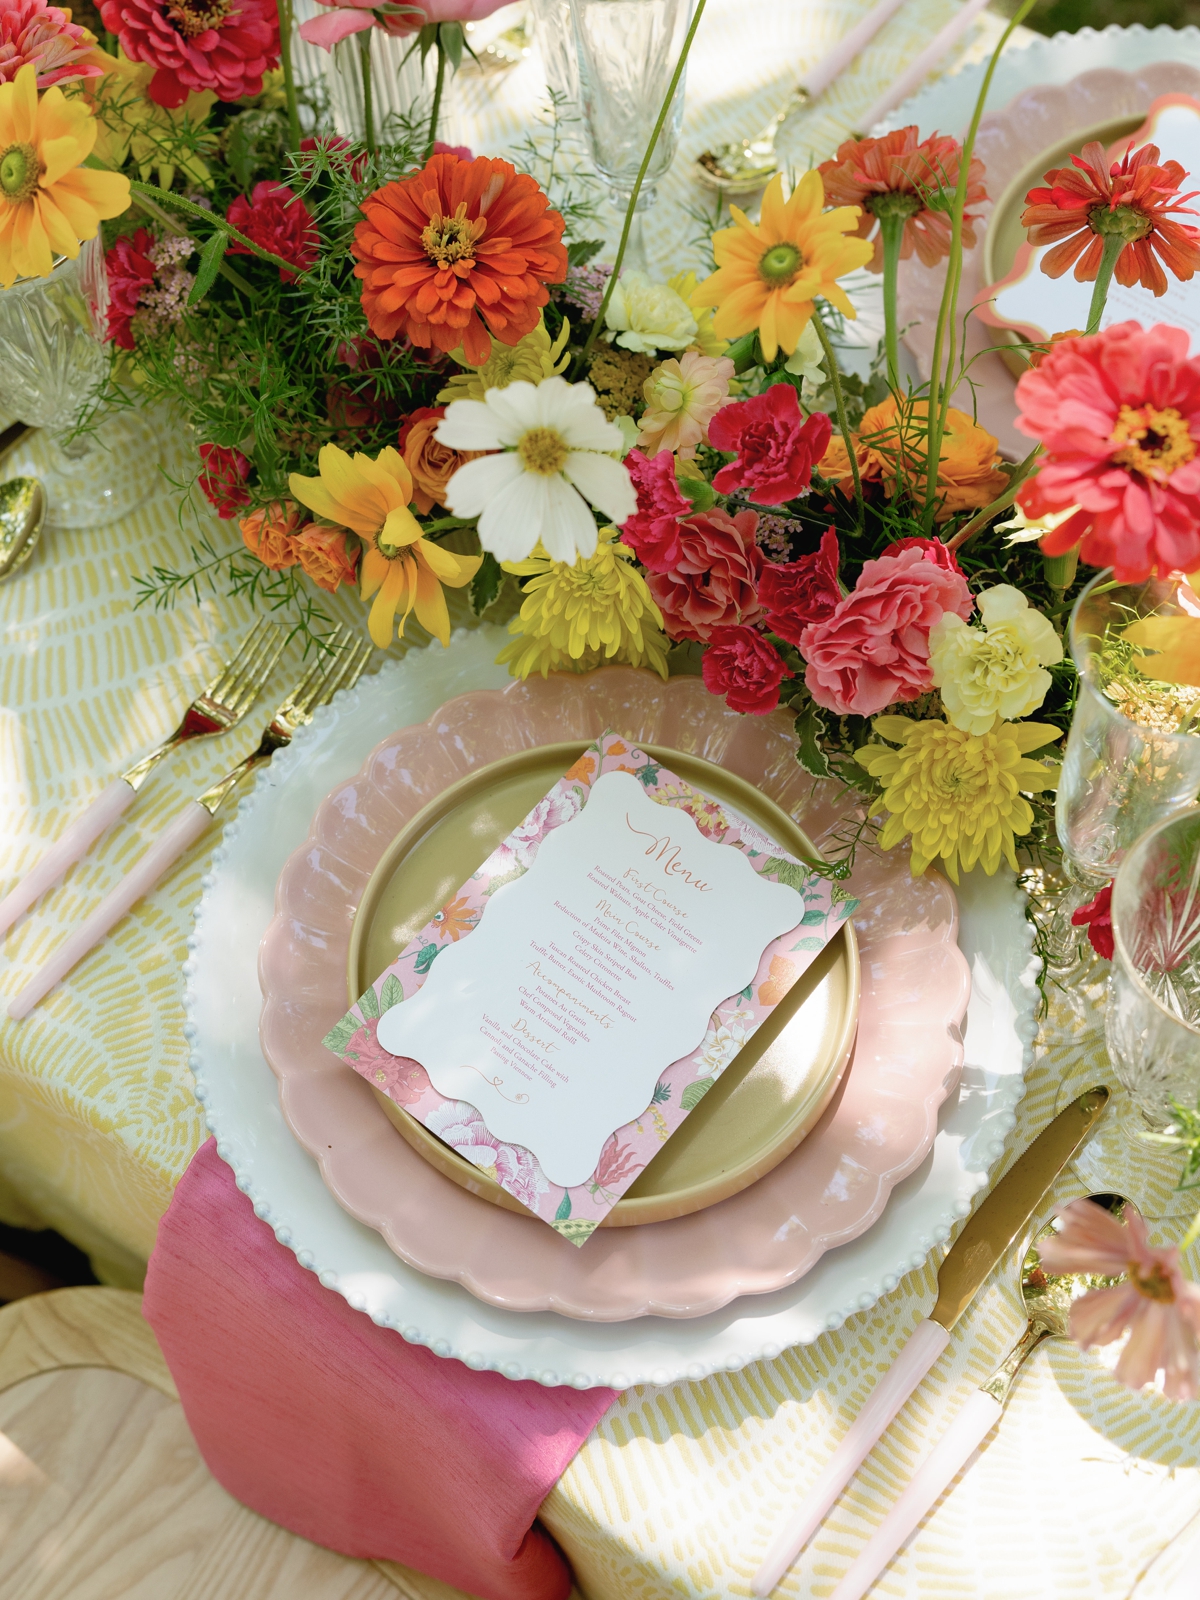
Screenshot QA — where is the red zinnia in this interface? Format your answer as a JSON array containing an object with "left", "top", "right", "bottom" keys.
[
  {"left": 707, "top": 385, "right": 832, "bottom": 506},
  {"left": 104, "top": 228, "right": 157, "bottom": 350},
  {"left": 818, "top": 126, "right": 987, "bottom": 271},
  {"left": 1015, "top": 321, "right": 1200, "bottom": 582},
  {"left": 226, "top": 182, "right": 318, "bottom": 281},
  {"left": 99, "top": 0, "right": 280, "bottom": 107},
  {"left": 0, "top": 0, "right": 102, "bottom": 86},
  {"left": 352, "top": 153, "right": 568, "bottom": 365},
  {"left": 198, "top": 443, "right": 251, "bottom": 518},
  {"left": 1020, "top": 139, "right": 1200, "bottom": 296}
]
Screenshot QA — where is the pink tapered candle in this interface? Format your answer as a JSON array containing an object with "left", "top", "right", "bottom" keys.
[
  {"left": 800, "top": 0, "right": 912, "bottom": 99},
  {"left": 856, "top": 0, "right": 995, "bottom": 132}
]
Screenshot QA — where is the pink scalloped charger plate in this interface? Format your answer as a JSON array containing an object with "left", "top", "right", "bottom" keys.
[{"left": 259, "top": 670, "right": 971, "bottom": 1321}]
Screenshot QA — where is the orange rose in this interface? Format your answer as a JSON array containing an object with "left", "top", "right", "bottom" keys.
[
  {"left": 294, "top": 523, "right": 360, "bottom": 593},
  {"left": 398, "top": 405, "right": 484, "bottom": 514},
  {"left": 240, "top": 502, "right": 303, "bottom": 570},
  {"left": 858, "top": 398, "right": 1008, "bottom": 523},
  {"left": 818, "top": 432, "right": 878, "bottom": 490}
]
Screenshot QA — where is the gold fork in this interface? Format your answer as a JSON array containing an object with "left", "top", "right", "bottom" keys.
[
  {"left": 8, "top": 629, "right": 374, "bottom": 1019},
  {"left": 0, "top": 617, "right": 286, "bottom": 938}
]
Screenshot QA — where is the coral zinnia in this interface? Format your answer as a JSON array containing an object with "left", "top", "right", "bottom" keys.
[
  {"left": 0, "top": 64, "right": 129, "bottom": 287},
  {"left": 353, "top": 152, "right": 568, "bottom": 367},
  {"left": 497, "top": 528, "right": 669, "bottom": 680},
  {"left": 1020, "top": 139, "right": 1200, "bottom": 296},
  {"left": 0, "top": 0, "right": 102, "bottom": 87},
  {"left": 289, "top": 445, "right": 481, "bottom": 648},
  {"left": 99, "top": 0, "right": 279, "bottom": 108},
  {"left": 1014, "top": 321, "right": 1200, "bottom": 581},
  {"left": 855, "top": 715, "right": 1061, "bottom": 881},
  {"left": 694, "top": 169, "right": 873, "bottom": 362},
  {"left": 818, "top": 126, "right": 987, "bottom": 272}
]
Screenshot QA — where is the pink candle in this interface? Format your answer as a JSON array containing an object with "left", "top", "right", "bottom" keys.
[
  {"left": 855, "top": 0, "right": 995, "bottom": 132},
  {"left": 801, "top": 0, "right": 912, "bottom": 99}
]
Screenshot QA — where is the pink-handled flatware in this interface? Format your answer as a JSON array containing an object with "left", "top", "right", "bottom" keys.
[
  {"left": 7, "top": 628, "right": 372, "bottom": 1019},
  {"left": 750, "top": 1087, "right": 1110, "bottom": 1596},
  {"left": 0, "top": 617, "right": 286, "bottom": 939}
]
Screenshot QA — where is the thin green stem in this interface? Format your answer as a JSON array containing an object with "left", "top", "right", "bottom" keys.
[
  {"left": 1086, "top": 233, "right": 1124, "bottom": 335},
  {"left": 1182, "top": 1204, "right": 1200, "bottom": 1255},
  {"left": 878, "top": 211, "right": 905, "bottom": 395},
  {"left": 360, "top": 29, "right": 376, "bottom": 156},
  {"left": 127, "top": 188, "right": 257, "bottom": 297},
  {"left": 580, "top": 0, "right": 708, "bottom": 367},
  {"left": 944, "top": 444, "right": 1042, "bottom": 551},
  {"left": 276, "top": 0, "right": 302, "bottom": 151},
  {"left": 129, "top": 180, "right": 309, "bottom": 282},
  {"left": 426, "top": 31, "right": 447, "bottom": 159},
  {"left": 812, "top": 310, "right": 864, "bottom": 526}
]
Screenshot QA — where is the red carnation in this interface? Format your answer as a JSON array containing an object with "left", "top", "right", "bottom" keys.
[
  {"left": 1071, "top": 882, "right": 1114, "bottom": 960},
  {"left": 759, "top": 526, "right": 842, "bottom": 646},
  {"left": 707, "top": 385, "right": 833, "bottom": 506},
  {"left": 99, "top": 0, "right": 280, "bottom": 107},
  {"left": 104, "top": 229, "right": 157, "bottom": 350},
  {"left": 198, "top": 443, "right": 251, "bottom": 518},
  {"left": 226, "top": 182, "right": 318, "bottom": 281},
  {"left": 621, "top": 448, "right": 693, "bottom": 573},
  {"left": 882, "top": 535, "right": 961, "bottom": 573},
  {"left": 702, "top": 625, "right": 789, "bottom": 715},
  {"left": 645, "top": 508, "right": 763, "bottom": 643}
]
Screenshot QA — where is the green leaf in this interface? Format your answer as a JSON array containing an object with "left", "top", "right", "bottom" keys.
[
  {"left": 440, "top": 20, "right": 464, "bottom": 68},
  {"left": 469, "top": 552, "right": 503, "bottom": 616},
  {"left": 188, "top": 229, "right": 226, "bottom": 306},
  {"left": 652, "top": 1080, "right": 671, "bottom": 1104},
  {"left": 322, "top": 1014, "right": 359, "bottom": 1056},
  {"left": 554, "top": 1191, "right": 572, "bottom": 1221},
  {"left": 379, "top": 973, "right": 404, "bottom": 1013},
  {"left": 794, "top": 702, "right": 831, "bottom": 779},
  {"left": 566, "top": 237, "right": 605, "bottom": 268},
  {"left": 790, "top": 936, "right": 825, "bottom": 952},
  {"left": 414, "top": 942, "right": 440, "bottom": 976},
  {"left": 357, "top": 984, "right": 380, "bottom": 1021},
  {"left": 682, "top": 1077, "right": 714, "bottom": 1111},
  {"left": 762, "top": 855, "right": 813, "bottom": 894},
  {"left": 800, "top": 907, "right": 827, "bottom": 927}
]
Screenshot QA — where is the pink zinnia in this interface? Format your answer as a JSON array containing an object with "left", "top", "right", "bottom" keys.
[
  {"left": 1015, "top": 321, "right": 1200, "bottom": 582},
  {"left": 226, "top": 182, "right": 318, "bottom": 281},
  {"left": 99, "top": 0, "right": 280, "bottom": 107},
  {"left": 0, "top": 0, "right": 102, "bottom": 86},
  {"left": 1038, "top": 1198, "right": 1200, "bottom": 1401},
  {"left": 800, "top": 545, "right": 972, "bottom": 717}
]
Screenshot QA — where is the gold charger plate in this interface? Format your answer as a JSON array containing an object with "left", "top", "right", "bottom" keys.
[{"left": 347, "top": 742, "right": 860, "bottom": 1227}]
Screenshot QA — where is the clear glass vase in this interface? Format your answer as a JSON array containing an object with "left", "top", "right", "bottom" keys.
[{"left": 0, "top": 239, "right": 159, "bottom": 529}]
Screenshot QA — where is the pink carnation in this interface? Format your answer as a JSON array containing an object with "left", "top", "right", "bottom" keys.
[
  {"left": 800, "top": 545, "right": 972, "bottom": 716},
  {"left": 104, "top": 229, "right": 157, "bottom": 351},
  {"left": 100, "top": 0, "right": 280, "bottom": 107},
  {"left": 621, "top": 447, "right": 693, "bottom": 573},
  {"left": 0, "top": 0, "right": 102, "bottom": 86},
  {"left": 645, "top": 508, "right": 763, "bottom": 643}
]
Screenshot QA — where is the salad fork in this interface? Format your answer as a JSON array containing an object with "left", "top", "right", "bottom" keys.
[
  {"left": 0, "top": 618, "right": 286, "bottom": 939},
  {"left": 7, "top": 628, "right": 373, "bottom": 1019}
]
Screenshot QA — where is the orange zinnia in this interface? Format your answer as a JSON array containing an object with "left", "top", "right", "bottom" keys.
[
  {"left": 352, "top": 152, "right": 568, "bottom": 366},
  {"left": 818, "top": 126, "right": 987, "bottom": 271},
  {"left": 1021, "top": 139, "right": 1200, "bottom": 295}
]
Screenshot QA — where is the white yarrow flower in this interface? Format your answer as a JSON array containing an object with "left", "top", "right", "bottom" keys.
[
  {"left": 436, "top": 376, "right": 636, "bottom": 564},
  {"left": 929, "top": 584, "right": 1063, "bottom": 735}
]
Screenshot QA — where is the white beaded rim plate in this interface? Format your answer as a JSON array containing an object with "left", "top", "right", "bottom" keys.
[{"left": 185, "top": 629, "right": 1039, "bottom": 1388}]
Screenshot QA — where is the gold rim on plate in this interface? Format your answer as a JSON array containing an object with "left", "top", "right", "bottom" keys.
[{"left": 347, "top": 741, "right": 860, "bottom": 1227}]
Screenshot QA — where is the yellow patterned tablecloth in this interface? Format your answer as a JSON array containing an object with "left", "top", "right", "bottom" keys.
[{"left": 2, "top": 4, "right": 1200, "bottom": 1596}]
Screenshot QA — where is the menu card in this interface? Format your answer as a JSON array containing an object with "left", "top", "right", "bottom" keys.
[{"left": 324, "top": 733, "right": 858, "bottom": 1244}]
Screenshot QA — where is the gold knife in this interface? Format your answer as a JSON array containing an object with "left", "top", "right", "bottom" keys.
[{"left": 751, "top": 1085, "right": 1109, "bottom": 1596}]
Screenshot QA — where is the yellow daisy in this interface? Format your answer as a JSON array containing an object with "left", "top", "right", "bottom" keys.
[
  {"left": 855, "top": 715, "right": 1061, "bottom": 882},
  {"left": 0, "top": 63, "right": 130, "bottom": 288},
  {"left": 694, "top": 169, "right": 873, "bottom": 362},
  {"left": 497, "top": 528, "right": 669, "bottom": 679},
  {"left": 289, "top": 445, "right": 481, "bottom": 649}
]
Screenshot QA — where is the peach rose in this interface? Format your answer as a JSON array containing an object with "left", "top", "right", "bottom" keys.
[
  {"left": 294, "top": 523, "right": 359, "bottom": 593},
  {"left": 240, "top": 502, "right": 303, "bottom": 570},
  {"left": 398, "top": 405, "right": 483, "bottom": 514}
]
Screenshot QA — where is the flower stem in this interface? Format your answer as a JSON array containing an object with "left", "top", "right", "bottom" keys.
[
  {"left": 1182, "top": 1204, "right": 1200, "bottom": 1255},
  {"left": 426, "top": 29, "right": 447, "bottom": 158},
  {"left": 129, "top": 180, "right": 309, "bottom": 282},
  {"left": 812, "top": 309, "right": 864, "bottom": 527},
  {"left": 360, "top": 29, "right": 376, "bottom": 156},
  {"left": 879, "top": 210, "right": 906, "bottom": 394},
  {"left": 276, "top": 0, "right": 302, "bottom": 151},
  {"left": 944, "top": 443, "right": 1042, "bottom": 551},
  {"left": 128, "top": 187, "right": 257, "bottom": 297},
  {"left": 579, "top": 0, "right": 709, "bottom": 368},
  {"left": 1086, "top": 233, "right": 1124, "bottom": 335}
]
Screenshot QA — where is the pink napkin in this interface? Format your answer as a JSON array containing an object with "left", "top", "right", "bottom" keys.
[{"left": 144, "top": 1139, "right": 616, "bottom": 1600}]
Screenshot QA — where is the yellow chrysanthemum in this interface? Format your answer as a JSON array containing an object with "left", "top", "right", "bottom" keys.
[
  {"left": 289, "top": 445, "right": 481, "bottom": 649},
  {"left": 668, "top": 268, "right": 727, "bottom": 358},
  {"left": 0, "top": 63, "right": 130, "bottom": 288},
  {"left": 88, "top": 51, "right": 217, "bottom": 191},
  {"left": 693, "top": 170, "right": 873, "bottom": 362},
  {"left": 437, "top": 316, "right": 571, "bottom": 403},
  {"left": 497, "top": 528, "right": 669, "bottom": 680},
  {"left": 855, "top": 715, "right": 1061, "bottom": 882}
]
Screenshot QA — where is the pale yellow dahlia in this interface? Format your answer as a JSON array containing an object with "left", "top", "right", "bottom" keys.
[
  {"left": 436, "top": 316, "right": 570, "bottom": 404},
  {"left": 497, "top": 528, "right": 669, "bottom": 679},
  {"left": 855, "top": 715, "right": 1061, "bottom": 882}
]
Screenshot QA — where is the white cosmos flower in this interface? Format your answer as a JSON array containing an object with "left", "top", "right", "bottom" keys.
[{"left": 435, "top": 376, "right": 637, "bottom": 564}]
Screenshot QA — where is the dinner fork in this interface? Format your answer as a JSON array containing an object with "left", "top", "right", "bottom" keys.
[
  {"left": 7, "top": 628, "right": 373, "bottom": 1019},
  {"left": 0, "top": 618, "right": 286, "bottom": 939}
]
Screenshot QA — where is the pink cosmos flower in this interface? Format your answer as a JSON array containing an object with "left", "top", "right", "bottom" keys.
[
  {"left": 299, "top": 0, "right": 509, "bottom": 52},
  {"left": 707, "top": 384, "right": 832, "bottom": 506},
  {"left": 1014, "top": 321, "right": 1200, "bottom": 582},
  {"left": 0, "top": 0, "right": 102, "bottom": 87},
  {"left": 800, "top": 544, "right": 972, "bottom": 716},
  {"left": 637, "top": 350, "right": 735, "bottom": 460},
  {"left": 1038, "top": 1198, "right": 1200, "bottom": 1400},
  {"left": 101, "top": 0, "right": 279, "bottom": 106}
]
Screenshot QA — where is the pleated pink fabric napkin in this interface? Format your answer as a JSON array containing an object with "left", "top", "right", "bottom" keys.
[{"left": 143, "top": 1139, "right": 616, "bottom": 1600}]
